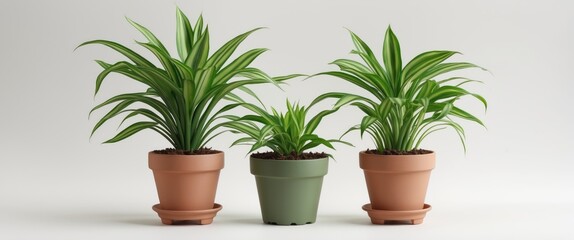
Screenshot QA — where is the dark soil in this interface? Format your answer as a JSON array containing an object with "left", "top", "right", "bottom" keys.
[
  {"left": 365, "top": 148, "right": 433, "bottom": 155},
  {"left": 153, "top": 147, "right": 221, "bottom": 155},
  {"left": 251, "top": 151, "right": 329, "bottom": 160}
]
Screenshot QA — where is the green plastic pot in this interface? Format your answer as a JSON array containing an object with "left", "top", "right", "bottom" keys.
[{"left": 250, "top": 157, "right": 328, "bottom": 225}]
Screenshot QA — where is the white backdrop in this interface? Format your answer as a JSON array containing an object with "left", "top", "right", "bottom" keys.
[{"left": 1, "top": 0, "right": 573, "bottom": 239}]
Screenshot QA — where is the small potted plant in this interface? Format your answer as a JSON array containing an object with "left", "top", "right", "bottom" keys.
[
  {"left": 225, "top": 100, "right": 351, "bottom": 225},
  {"left": 79, "top": 8, "right": 298, "bottom": 225},
  {"left": 312, "top": 26, "right": 487, "bottom": 224}
]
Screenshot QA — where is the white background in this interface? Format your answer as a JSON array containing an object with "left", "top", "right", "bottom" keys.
[{"left": 1, "top": 0, "right": 573, "bottom": 239}]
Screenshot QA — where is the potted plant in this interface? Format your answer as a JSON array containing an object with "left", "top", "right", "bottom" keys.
[
  {"left": 225, "top": 100, "right": 351, "bottom": 225},
  {"left": 312, "top": 26, "right": 487, "bottom": 224},
  {"left": 79, "top": 8, "right": 299, "bottom": 225}
]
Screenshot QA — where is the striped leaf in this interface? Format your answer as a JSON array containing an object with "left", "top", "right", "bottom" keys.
[
  {"left": 310, "top": 26, "right": 487, "bottom": 152},
  {"left": 126, "top": 17, "right": 169, "bottom": 55},
  {"left": 91, "top": 99, "right": 136, "bottom": 137},
  {"left": 175, "top": 7, "right": 194, "bottom": 61},
  {"left": 137, "top": 42, "right": 179, "bottom": 81},
  {"left": 213, "top": 48, "right": 268, "bottom": 84},
  {"left": 348, "top": 30, "right": 386, "bottom": 77},
  {"left": 382, "top": 26, "right": 402, "bottom": 83},
  {"left": 206, "top": 28, "right": 264, "bottom": 71},
  {"left": 104, "top": 121, "right": 157, "bottom": 143},
  {"left": 185, "top": 26, "right": 210, "bottom": 70},
  {"left": 78, "top": 40, "right": 155, "bottom": 68},
  {"left": 402, "top": 50, "right": 457, "bottom": 86},
  {"left": 223, "top": 98, "right": 348, "bottom": 156},
  {"left": 81, "top": 9, "right": 311, "bottom": 151}
]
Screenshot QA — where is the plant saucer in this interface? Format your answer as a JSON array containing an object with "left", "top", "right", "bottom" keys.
[
  {"left": 152, "top": 203, "right": 222, "bottom": 225},
  {"left": 362, "top": 203, "right": 431, "bottom": 225}
]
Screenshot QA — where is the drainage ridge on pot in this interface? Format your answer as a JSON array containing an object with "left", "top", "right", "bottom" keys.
[{"left": 250, "top": 157, "right": 328, "bottom": 225}]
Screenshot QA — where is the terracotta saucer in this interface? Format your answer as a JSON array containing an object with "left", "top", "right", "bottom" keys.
[
  {"left": 362, "top": 203, "right": 431, "bottom": 225},
  {"left": 152, "top": 203, "right": 222, "bottom": 225}
]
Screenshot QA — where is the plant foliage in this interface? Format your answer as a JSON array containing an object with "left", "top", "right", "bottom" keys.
[
  {"left": 312, "top": 26, "right": 487, "bottom": 152},
  {"left": 224, "top": 99, "right": 352, "bottom": 157},
  {"left": 80, "top": 8, "right": 299, "bottom": 151}
]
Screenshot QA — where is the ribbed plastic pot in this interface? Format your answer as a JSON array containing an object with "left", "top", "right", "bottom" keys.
[
  {"left": 360, "top": 151, "right": 435, "bottom": 211},
  {"left": 250, "top": 157, "right": 328, "bottom": 225},
  {"left": 149, "top": 151, "right": 224, "bottom": 224}
]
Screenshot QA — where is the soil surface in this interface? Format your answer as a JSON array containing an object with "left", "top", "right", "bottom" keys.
[
  {"left": 365, "top": 148, "right": 433, "bottom": 155},
  {"left": 251, "top": 151, "right": 329, "bottom": 160},
  {"left": 153, "top": 147, "right": 221, "bottom": 155}
]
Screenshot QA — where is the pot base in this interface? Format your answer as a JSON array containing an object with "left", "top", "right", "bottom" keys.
[
  {"left": 152, "top": 203, "right": 222, "bottom": 225},
  {"left": 362, "top": 203, "right": 431, "bottom": 225}
]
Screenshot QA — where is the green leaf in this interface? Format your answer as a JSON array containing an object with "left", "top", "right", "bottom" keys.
[
  {"left": 331, "top": 59, "right": 372, "bottom": 73},
  {"left": 90, "top": 92, "right": 145, "bottom": 116},
  {"left": 104, "top": 122, "right": 157, "bottom": 143},
  {"left": 225, "top": 100, "right": 347, "bottom": 156},
  {"left": 434, "top": 102, "right": 453, "bottom": 121},
  {"left": 382, "top": 26, "right": 402, "bottom": 82},
  {"left": 313, "top": 28, "right": 487, "bottom": 152},
  {"left": 230, "top": 137, "right": 256, "bottom": 147},
  {"left": 305, "top": 108, "right": 338, "bottom": 135},
  {"left": 126, "top": 17, "right": 169, "bottom": 55},
  {"left": 91, "top": 99, "right": 135, "bottom": 137},
  {"left": 429, "top": 85, "right": 469, "bottom": 101},
  {"left": 225, "top": 121, "right": 260, "bottom": 138},
  {"left": 185, "top": 26, "right": 210, "bottom": 70},
  {"left": 94, "top": 61, "right": 130, "bottom": 95},
  {"left": 213, "top": 48, "right": 268, "bottom": 84},
  {"left": 402, "top": 50, "right": 457, "bottom": 87},
  {"left": 329, "top": 139, "right": 354, "bottom": 146},
  {"left": 206, "top": 28, "right": 264, "bottom": 71},
  {"left": 170, "top": 58, "right": 192, "bottom": 86},
  {"left": 334, "top": 94, "right": 366, "bottom": 108},
  {"left": 237, "top": 85, "right": 265, "bottom": 107},
  {"left": 329, "top": 59, "right": 389, "bottom": 100},
  {"left": 192, "top": 66, "right": 215, "bottom": 105},
  {"left": 137, "top": 42, "right": 179, "bottom": 81},
  {"left": 310, "top": 92, "right": 375, "bottom": 109},
  {"left": 193, "top": 15, "right": 204, "bottom": 44},
  {"left": 347, "top": 30, "right": 386, "bottom": 77},
  {"left": 83, "top": 9, "right": 324, "bottom": 152},
  {"left": 118, "top": 108, "right": 169, "bottom": 130},
  {"left": 77, "top": 40, "right": 155, "bottom": 68},
  {"left": 271, "top": 74, "right": 304, "bottom": 84},
  {"left": 424, "top": 62, "right": 484, "bottom": 80},
  {"left": 359, "top": 116, "right": 377, "bottom": 137},
  {"left": 429, "top": 85, "right": 487, "bottom": 109},
  {"left": 450, "top": 106, "right": 485, "bottom": 126},
  {"left": 315, "top": 71, "right": 391, "bottom": 99},
  {"left": 176, "top": 7, "right": 194, "bottom": 61}
]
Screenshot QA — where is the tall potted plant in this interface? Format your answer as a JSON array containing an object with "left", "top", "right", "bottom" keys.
[
  {"left": 225, "top": 100, "right": 351, "bottom": 225},
  {"left": 79, "top": 8, "right": 298, "bottom": 225},
  {"left": 312, "top": 26, "right": 487, "bottom": 224}
]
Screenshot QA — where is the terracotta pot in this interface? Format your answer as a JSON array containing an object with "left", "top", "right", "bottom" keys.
[
  {"left": 250, "top": 157, "right": 328, "bottom": 225},
  {"left": 360, "top": 151, "right": 435, "bottom": 211},
  {"left": 149, "top": 151, "right": 224, "bottom": 224}
]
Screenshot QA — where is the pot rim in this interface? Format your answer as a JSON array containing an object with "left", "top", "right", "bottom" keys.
[
  {"left": 250, "top": 157, "right": 328, "bottom": 178},
  {"left": 359, "top": 150, "right": 435, "bottom": 172},
  {"left": 359, "top": 149, "right": 435, "bottom": 156},
  {"left": 149, "top": 151, "right": 224, "bottom": 172},
  {"left": 249, "top": 156, "right": 329, "bottom": 161},
  {"left": 149, "top": 149, "right": 224, "bottom": 156}
]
